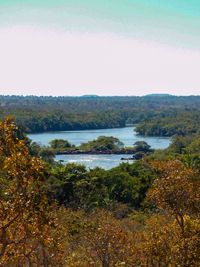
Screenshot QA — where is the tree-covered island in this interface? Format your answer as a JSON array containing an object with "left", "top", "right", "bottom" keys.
[{"left": 38, "top": 137, "right": 154, "bottom": 163}]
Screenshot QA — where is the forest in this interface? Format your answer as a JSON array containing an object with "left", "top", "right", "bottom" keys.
[
  {"left": 0, "top": 94, "right": 199, "bottom": 266},
  {"left": 135, "top": 109, "right": 200, "bottom": 137},
  {"left": 1, "top": 95, "right": 200, "bottom": 133}
]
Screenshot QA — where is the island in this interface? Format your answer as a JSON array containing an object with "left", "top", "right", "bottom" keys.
[{"left": 41, "top": 137, "right": 154, "bottom": 161}]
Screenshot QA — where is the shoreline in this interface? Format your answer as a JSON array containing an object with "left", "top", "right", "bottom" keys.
[
  {"left": 55, "top": 149, "right": 153, "bottom": 160},
  {"left": 56, "top": 149, "right": 136, "bottom": 155}
]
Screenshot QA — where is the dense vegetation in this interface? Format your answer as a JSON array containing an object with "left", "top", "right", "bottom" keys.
[
  {"left": 135, "top": 109, "right": 200, "bottom": 137},
  {"left": 1, "top": 94, "right": 200, "bottom": 133},
  {"left": 45, "top": 138, "right": 154, "bottom": 161},
  {"left": 46, "top": 161, "right": 154, "bottom": 209},
  {"left": 1, "top": 93, "right": 200, "bottom": 266},
  {"left": 0, "top": 117, "right": 199, "bottom": 266},
  {"left": 1, "top": 94, "right": 200, "bottom": 111},
  {"left": 10, "top": 110, "right": 126, "bottom": 133},
  {"left": 78, "top": 136, "right": 124, "bottom": 152}
]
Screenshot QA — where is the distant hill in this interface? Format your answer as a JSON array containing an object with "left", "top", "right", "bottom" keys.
[
  {"left": 1, "top": 94, "right": 200, "bottom": 112},
  {"left": 144, "top": 94, "right": 173, "bottom": 97},
  {"left": 81, "top": 95, "right": 100, "bottom": 98}
]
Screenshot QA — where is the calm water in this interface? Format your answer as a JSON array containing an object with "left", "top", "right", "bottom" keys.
[{"left": 28, "top": 127, "right": 170, "bottom": 170}]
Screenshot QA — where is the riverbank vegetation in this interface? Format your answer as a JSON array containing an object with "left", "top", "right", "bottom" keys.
[
  {"left": 135, "top": 109, "right": 200, "bottom": 137},
  {"left": 1, "top": 95, "right": 200, "bottom": 133},
  {"left": 0, "top": 117, "right": 199, "bottom": 266}
]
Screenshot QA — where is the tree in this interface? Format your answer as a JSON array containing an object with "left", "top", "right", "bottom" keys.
[
  {"left": 64, "top": 210, "right": 138, "bottom": 267},
  {"left": 133, "top": 141, "right": 152, "bottom": 153},
  {"left": 145, "top": 159, "right": 200, "bottom": 266},
  {"left": 0, "top": 118, "right": 64, "bottom": 265},
  {"left": 47, "top": 163, "right": 90, "bottom": 207},
  {"left": 29, "top": 141, "right": 41, "bottom": 156},
  {"left": 141, "top": 214, "right": 200, "bottom": 266},
  {"left": 39, "top": 147, "right": 56, "bottom": 164},
  {"left": 49, "top": 139, "right": 73, "bottom": 151},
  {"left": 148, "top": 160, "right": 199, "bottom": 231},
  {"left": 79, "top": 136, "right": 124, "bottom": 152}
]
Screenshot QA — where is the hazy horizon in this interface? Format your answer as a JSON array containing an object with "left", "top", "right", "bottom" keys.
[
  {"left": 0, "top": 1, "right": 200, "bottom": 96},
  {"left": 1, "top": 93, "right": 200, "bottom": 98}
]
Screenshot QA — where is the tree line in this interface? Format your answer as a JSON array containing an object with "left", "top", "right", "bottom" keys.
[
  {"left": 135, "top": 109, "right": 200, "bottom": 136},
  {"left": 1, "top": 94, "right": 200, "bottom": 133}
]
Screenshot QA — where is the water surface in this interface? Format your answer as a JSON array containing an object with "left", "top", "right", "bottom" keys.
[
  {"left": 28, "top": 127, "right": 170, "bottom": 170},
  {"left": 55, "top": 154, "right": 134, "bottom": 170},
  {"left": 28, "top": 127, "right": 170, "bottom": 149}
]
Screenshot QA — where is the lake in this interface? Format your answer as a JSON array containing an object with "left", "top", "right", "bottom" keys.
[{"left": 28, "top": 127, "right": 170, "bottom": 170}]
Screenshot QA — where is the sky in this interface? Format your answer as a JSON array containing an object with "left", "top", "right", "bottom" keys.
[{"left": 0, "top": 0, "right": 200, "bottom": 96}]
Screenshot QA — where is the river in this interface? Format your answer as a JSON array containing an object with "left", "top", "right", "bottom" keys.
[{"left": 28, "top": 127, "right": 170, "bottom": 170}]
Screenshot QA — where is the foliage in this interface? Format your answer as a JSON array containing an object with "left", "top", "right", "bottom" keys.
[
  {"left": 29, "top": 141, "right": 41, "bottom": 157},
  {"left": 46, "top": 163, "right": 91, "bottom": 208},
  {"left": 78, "top": 136, "right": 124, "bottom": 152},
  {"left": 49, "top": 139, "right": 74, "bottom": 151},
  {"left": 0, "top": 112, "right": 200, "bottom": 265},
  {"left": 133, "top": 141, "right": 151, "bottom": 152},
  {"left": 135, "top": 109, "right": 200, "bottom": 137},
  {"left": 0, "top": 118, "right": 64, "bottom": 265},
  {"left": 46, "top": 161, "right": 155, "bottom": 210},
  {"left": 141, "top": 215, "right": 200, "bottom": 266},
  {"left": 132, "top": 141, "right": 154, "bottom": 159},
  {"left": 143, "top": 159, "right": 200, "bottom": 266},
  {"left": 61, "top": 209, "right": 140, "bottom": 267},
  {"left": 2, "top": 109, "right": 126, "bottom": 133},
  {"left": 39, "top": 147, "right": 56, "bottom": 164},
  {"left": 147, "top": 159, "right": 199, "bottom": 221},
  {"left": 2, "top": 95, "right": 200, "bottom": 134}
]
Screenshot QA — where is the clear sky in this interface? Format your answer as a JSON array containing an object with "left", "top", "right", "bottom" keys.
[{"left": 0, "top": 0, "right": 200, "bottom": 96}]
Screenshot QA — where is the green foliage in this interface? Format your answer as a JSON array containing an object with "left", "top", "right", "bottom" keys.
[
  {"left": 2, "top": 95, "right": 200, "bottom": 134},
  {"left": 103, "top": 162, "right": 155, "bottom": 207},
  {"left": 1, "top": 109, "right": 126, "bottom": 133},
  {"left": 49, "top": 139, "right": 73, "bottom": 151},
  {"left": 39, "top": 147, "right": 56, "bottom": 164},
  {"left": 135, "top": 109, "right": 200, "bottom": 137},
  {"left": 133, "top": 141, "right": 151, "bottom": 152},
  {"left": 46, "top": 161, "right": 155, "bottom": 210},
  {"left": 132, "top": 141, "right": 154, "bottom": 159},
  {"left": 29, "top": 141, "right": 42, "bottom": 156},
  {"left": 166, "top": 133, "right": 200, "bottom": 163},
  {"left": 46, "top": 163, "right": 91, "bottom": 207},
  {"left": 79, "top": 136, "right": 124, "bottom": 152}
]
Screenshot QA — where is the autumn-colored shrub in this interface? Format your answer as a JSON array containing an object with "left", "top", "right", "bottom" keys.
[
  {"left": 143, "top": 159, "right": 200, "bottom": 266},
  {"left": 0, "top": 118, "right": 64, "bottom": 266},
  {"left": 140, "top": 215, "right": 200, "bottom": 267},
  {"left": 60, "top": 209, "right": 141, "bottom": 267}
]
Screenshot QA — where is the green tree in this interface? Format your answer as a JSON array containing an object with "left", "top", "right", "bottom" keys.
[
  {"left": 79, "top": 136, "right": 124, "bottom": 152},
  {"left": 49, "top": 139, "right": 73, "bottom": 151},
  {"left": 133, "top": 141, "right": 151, "bottom": 153},
  {"left": 39, "top": 147, "right": 56, "bottom": 164}
]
